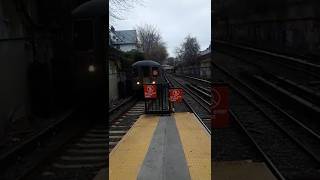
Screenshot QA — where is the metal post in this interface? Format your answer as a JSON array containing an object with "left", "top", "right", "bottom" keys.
[{"left": 145, "top": 100, "right": 147, "bottom": 113}]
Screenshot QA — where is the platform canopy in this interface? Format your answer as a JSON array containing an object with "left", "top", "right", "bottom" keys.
[{"left": 72, "top": 0, "right": 106, "bottom": 17}]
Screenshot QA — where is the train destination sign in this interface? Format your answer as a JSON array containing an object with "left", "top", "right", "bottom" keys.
[
  {"left": 169, "top": 88, "right": 183, "bottom": 102},
  {"left": 144, "top": 84, "right": 157, "bottom": 99}
]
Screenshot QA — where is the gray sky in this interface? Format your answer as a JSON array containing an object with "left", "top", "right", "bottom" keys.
[{"left": 110, "top": 0, "right": 211, "bottom": 57}]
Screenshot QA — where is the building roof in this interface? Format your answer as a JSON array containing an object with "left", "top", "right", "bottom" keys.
[
  {"left": 112, "top": 30, "right": 137, "bottom": 45},
  {"left": 199, "top": 44, "right": 211, "bottom": 56}
]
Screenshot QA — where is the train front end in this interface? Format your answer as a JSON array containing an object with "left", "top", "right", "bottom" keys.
[{"left": 131, "top": 60, "right": 161, "bottom": 93}]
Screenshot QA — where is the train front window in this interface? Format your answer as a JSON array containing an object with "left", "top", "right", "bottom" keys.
[
  {"left": 142, "top": 67, "right": 149, "bottom": 77},
  {"left": 73, "top": 19, "right": 93, "bottom": 51}
]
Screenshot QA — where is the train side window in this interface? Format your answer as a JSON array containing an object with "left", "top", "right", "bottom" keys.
[{"left": 73, "top": 19, "right": 93, "bottom": 51}]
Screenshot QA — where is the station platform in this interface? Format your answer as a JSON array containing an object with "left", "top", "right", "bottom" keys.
[
  {"left": 102, "top": 112, "right": 211, "bottom": 180},
  {"left": 213, "top": 160, "right": 277, "bottom": 180},
  {"left": 93, "top": 112, "right": 277, "bottom": 180}
]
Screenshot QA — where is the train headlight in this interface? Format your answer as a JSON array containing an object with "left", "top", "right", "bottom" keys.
[
  {"left": 152, "top": 81, "right": 156, "bottom": 84},
  {"left": 136, "top": 81, "right": 140, "bottom": 85},
  {"left": 88, "top": 64, "right": 96, "bottom": 72}
]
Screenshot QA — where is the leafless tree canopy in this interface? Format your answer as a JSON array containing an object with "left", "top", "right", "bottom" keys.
[
  {"left": 109, "top": 0, "right": 143, "bottom": 21},
  {"left": 166, "top": 57, "right": 175, "bottom": 66},
  {"left": 137, "top": 24, "right": 168, "bottom": 63},
  {"left": 176, "top": 35, "right": 200, "bottom": 63}
]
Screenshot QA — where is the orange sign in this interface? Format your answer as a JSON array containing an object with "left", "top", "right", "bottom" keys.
[
  {"left": 144, "top": 84, "right": 157, "bottom": 99},
  {"left": 212, "top": 83, "right": 229, "bottom": 128},
  {"left": 169, "top": 88, "right": 183, "bottom": 102}
]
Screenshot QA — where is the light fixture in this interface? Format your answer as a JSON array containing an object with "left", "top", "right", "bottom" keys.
[
  {"left": 152, "top": 81, "right": 156, "bottom": 84},
  {"left": 136, "top": 81, "right": 140, "bottom": 85},
  {"left": 88, "top": 64, "right": 95, "bottom": 72}
]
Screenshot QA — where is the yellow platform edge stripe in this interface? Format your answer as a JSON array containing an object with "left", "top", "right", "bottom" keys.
[
  {"left": 109, "top": 115, "right": 159, "bottom": 180},
  {"left": 174, "top": 112, "right": 211, "bottom": 180}
]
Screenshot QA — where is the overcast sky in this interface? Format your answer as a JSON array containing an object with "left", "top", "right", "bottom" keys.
[{"left": 110, "top": 0, "right": 211, "bottom": 57}]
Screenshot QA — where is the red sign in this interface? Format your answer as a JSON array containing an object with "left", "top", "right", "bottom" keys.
[
  {"left": 144, "top": 84, "right": 157, "bottom": 99},
  {"left": 212, "top": 83, "right": 229, "bottom": 128},
  {"left": 169, "top": 88, "right": 183, "bottom": 102}
]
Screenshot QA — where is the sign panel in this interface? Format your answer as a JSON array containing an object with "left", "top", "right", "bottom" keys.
[
  {"left": 169, "top": 88, "right": 183, "bottom": 102},
  {"left": 212, "top": 83, "right": 229, "bottom": 128},
  {"left": 144, "top": 84, "right": 157, "bottom": 99}
]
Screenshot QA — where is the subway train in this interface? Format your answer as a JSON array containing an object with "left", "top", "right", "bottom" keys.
[
  {"left": 131, "top": 60, "right": 162, "bottom": 91},
  {"left": 71, "top": 0, "right": 106, "bottom": 106}
]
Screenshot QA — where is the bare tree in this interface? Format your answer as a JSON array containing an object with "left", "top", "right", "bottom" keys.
[
  {"left": 109, "top": 0, "right": 143, "bottom": 22},
  {"left": 137, "top": 24, "right": 168, "bottom": 63},
  {"left": 137, "top": 24, "right": 161, "bottom": 53},
  {"left": 166, "top": 57, "right": 175, "bottom": 66},
  {"left": 175, "top": 35, "right": 200, "bottom": 63},
  {"left": 151, "top": 42, "right": 168, "bottom": 63}
]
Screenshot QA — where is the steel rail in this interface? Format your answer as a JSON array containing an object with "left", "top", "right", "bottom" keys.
[
  {"left": 215, "top": 40, "right": 320, "bottom": 79},
  {"left": 229, "top": 110, "right": 286, "bottom": 180},
  {"left": 213, "top": 62, "right": 320, "bottom": 141},
  {"left": 108, "top": 96, "right": 136, "bottom": 114},
  {"left": 176, "top": 74, "right": 212, "bottom": 85},
  {"left": 213, "top": 61, "right": 320, "bottom": 163},
  {"left": 215, "top": 40, "right": 320, "bottom": 70}
]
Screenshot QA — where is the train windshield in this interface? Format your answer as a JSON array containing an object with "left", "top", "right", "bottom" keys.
[{"left": 142, "top": 66, "right": 149, "bottom": 77}]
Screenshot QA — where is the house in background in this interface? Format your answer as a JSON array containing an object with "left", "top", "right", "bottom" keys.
[
  {"left": 108, "top": 26, "right": 137, "bottom": 106},
  {"left": 174, "top": 43, "right": 212, "bottom": 79},
  {"left": 199, "top": 43, "right": 211, "bottom": 56},
  {"left": 199, "top": 43, "right": 211, "bottom": 79},
  {"left": 109, "top": 26, "right": 138, "bottom": 52}
]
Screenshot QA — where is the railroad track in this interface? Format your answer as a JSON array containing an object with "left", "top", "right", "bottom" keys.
[
  {"left": 0, "top": 109, "right": 87, "bottom": 180},
  {"left": 212, "top": 61, "right": 320, "bottom": 179},
  {"left": 251, "top": 74, "right": 320, "bottom": 106},
  {"left": 249, "top": 74, "right": 320, "bottom": 118},
  {"left": 15, "top": 97, "right": 140, "bottom": 180},
  {"left": 213, "top": 47, "right": 320, "bottom": 134},
  {"left": 168, "top": 74, "right": 286, "bottom": 178},
  {"left": 170, "top": 74, "right": 289, "bottom": 178},
  {"left": 164, "top": 73, "right": 211, "bottom": 134},
  {"left": 215, "top": 40, "right": 320, "bottom": 79},
  {"left": 108, "top": 101, "right": 145, "bottom": 152}
]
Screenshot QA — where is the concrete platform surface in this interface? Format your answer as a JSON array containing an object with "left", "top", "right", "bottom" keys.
[
  {"left": 93, "top": 112, "right": 211, "bottom": 180},
  {"left": 213, "top": 161, "right": 277, "bottom": 180}
]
